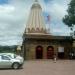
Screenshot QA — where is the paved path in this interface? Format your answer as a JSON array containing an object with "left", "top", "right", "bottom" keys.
[{"left": 0, "top": 60, "right": 75, "bottom": 75}]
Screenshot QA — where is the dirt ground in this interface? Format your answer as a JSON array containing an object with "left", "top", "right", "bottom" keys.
[{"left": 0, "top": 60, "right": 75, "bottom": 75}]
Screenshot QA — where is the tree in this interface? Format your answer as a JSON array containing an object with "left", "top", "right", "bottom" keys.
[{"left": 63, "top": 0, "right": 75, "bottom": 27}]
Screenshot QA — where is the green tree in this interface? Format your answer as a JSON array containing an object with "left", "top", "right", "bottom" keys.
[{"left": 63, "top": 0, "right": 75, "bottom": 28}]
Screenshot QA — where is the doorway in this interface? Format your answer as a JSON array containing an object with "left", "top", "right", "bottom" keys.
[
  {"left": 36, "top": 46, "right": 43, "bottom": 59},
  {"left": 58, "top": 47, "right": 64, "bottom": 59},
  {"left": 47, "top": 46, "right": 54, "bottom": 59}
]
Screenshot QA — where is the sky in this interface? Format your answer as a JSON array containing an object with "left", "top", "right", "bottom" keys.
[{"left": 0, "top": 0, "right": 71, "bottom": 46}]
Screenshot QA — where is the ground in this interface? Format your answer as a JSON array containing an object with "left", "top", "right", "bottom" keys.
[{"left": 0, "top": 60, "right": 75, "bottom": 75}]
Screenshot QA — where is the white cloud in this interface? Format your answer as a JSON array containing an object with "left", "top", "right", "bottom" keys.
[
  {"left": 42, "top": 0, "right": 71, "bottom": 36},
  {"left": 44, "top": 1, "right": 69, "bottom": 20},
  {"left": 49, "top": 4, "right": 67, "bottom": 20},
  {"left": 0, "top": 5, "right": 15, "bottom": 13},
  {"left": 51, "top": 28, "right": 70, "bottom": 36},
  {"left": 0, "top": 0, "right": 71, "bottom": 45},
  {"left": 0, "top": 0, "right": 30, "bottom": 45}
]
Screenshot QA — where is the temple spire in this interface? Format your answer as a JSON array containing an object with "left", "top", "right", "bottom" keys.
[{"left": 25, "top": 0, "right": 47, "bottom": 34}]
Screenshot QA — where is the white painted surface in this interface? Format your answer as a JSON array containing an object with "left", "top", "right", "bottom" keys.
[{"left": 58, "top": 47, "right": 64, "bottom": 52}]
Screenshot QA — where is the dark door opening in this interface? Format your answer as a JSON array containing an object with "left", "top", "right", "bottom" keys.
[
  {"left": 36, "top": 46, "right": 43, "bottom": 59},
  {"left": 58, "top": 47, "right": 64, "bottom": 59},
  {"left": 58, "top": 52, "right": 64, "bottom": 59},
  {"left": 47, "top": 46, "right": 54, "bottom": 59}
]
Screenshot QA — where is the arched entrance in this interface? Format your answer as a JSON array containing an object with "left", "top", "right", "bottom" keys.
[
  {"left": 47, "top": 46, "right": 54, "bottom": 59},
  {"left": 36, "top": 46, "right": 43, "bottom": 59}
]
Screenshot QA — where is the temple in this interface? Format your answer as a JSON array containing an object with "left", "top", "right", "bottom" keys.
[{"left": 22, "top": 0, "right": 73, "bottom": 60}]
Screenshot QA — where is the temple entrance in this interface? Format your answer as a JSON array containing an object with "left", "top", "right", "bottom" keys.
[
  {"left": 47, "top": 46, "right": 54, "bottom": 59},
  {"left": 58, "top": 47, "right": 64, "bottom": 59},
  {"left": 36, "top": 46, "right": 43, "bottom": 59},
  {"left": 58, "top": 52, "right": 64, "bottom": 59}
]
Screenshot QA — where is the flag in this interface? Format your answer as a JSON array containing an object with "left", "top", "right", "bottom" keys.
[
  {"left": 47, "top": 15, "right": 50, "bottom": 22},
  {"left": 46, "top": 15, "right": 50, "bottom": 33}
]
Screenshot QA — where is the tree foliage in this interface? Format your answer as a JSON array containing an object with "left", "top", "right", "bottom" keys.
[
  {"left": 0, "top": 45, "right": 17, "bottom": 53},
  {"left": 63, "top": 0, "right": 75, "bottom": 27}
]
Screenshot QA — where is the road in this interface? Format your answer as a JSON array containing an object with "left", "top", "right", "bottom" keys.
[{"left": 0, "top": 60, "right": 75, "bottom": 75}]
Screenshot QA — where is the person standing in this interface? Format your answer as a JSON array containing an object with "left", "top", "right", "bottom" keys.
[{"left": 54, "top": 54, "right": 57, "bottom": 63}]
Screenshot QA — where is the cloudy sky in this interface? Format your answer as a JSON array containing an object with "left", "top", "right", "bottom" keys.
[{"left": 0, "top": 0, "right": 71, "bottom": 46}]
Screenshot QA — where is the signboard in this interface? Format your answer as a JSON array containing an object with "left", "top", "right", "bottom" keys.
[{"left": 58, "top": 47, "right": 64, "bottom": 52}]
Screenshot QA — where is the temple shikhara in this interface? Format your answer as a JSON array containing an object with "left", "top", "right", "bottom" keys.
[{"left": 22, "top": 0, "right": 73, "bottom": 60}]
